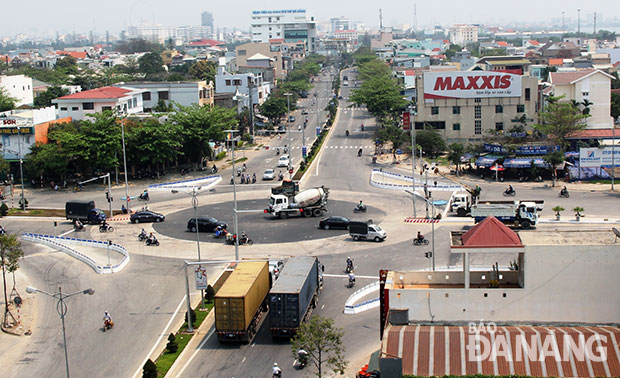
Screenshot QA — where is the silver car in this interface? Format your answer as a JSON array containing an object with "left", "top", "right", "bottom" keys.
[{"left": 263, "top": 169, "right": 275, "bottom": 180}]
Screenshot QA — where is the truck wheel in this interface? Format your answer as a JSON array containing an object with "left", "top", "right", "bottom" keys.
[
  {"left": 374, "top": 237, "right": 381, "bottom": 242},
  {"left": 457, "top": 208, "right": 467, "bottom": 217},
  {"left": 279, "top": 212, "right": 288, "bottom": 219},
  {"left": 312, "top": 209, "right": 323, "bottom": 217},
  {"left": 353, "top": 235, "right": 359, "bottom": 241},
  {"left": 303, "top": 210, "right": 312, "bottom": 218},
  {"left": 520, "top": 220, "right": 531, "bottom": 229}
]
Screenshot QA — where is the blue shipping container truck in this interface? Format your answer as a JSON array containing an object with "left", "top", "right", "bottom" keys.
[{"left": 269, "top": 256, "right": 320, "bottom": 337}]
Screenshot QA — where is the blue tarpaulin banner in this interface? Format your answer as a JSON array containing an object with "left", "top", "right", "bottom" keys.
[
  {"left": 475, "top": 156, "right": 500, "bottom": 167},
  {"left": 503, "top": 158, "right": 549, "bottom": 168}
]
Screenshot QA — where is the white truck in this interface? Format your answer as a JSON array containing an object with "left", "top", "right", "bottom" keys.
[
  {"left": 265, "top": 186, "right": 329, "bottom": 219},
  {"left": 348, "top": 220, "right": 387, "bottom": 242},
  {"left": 471, "top": 200, "right": 544, "bottom": 229}
]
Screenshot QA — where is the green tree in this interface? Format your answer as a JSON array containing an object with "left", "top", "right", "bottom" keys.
[
  {"left": 350, "top": 76, "right": 407, "bottom": 119},
  {"left": 259, "top": 96, "right": 288, "bottom": 124},
  {"left": 447, "top": 143, "right": 465, "bottom": 174},
  {"left": 125, "top": 118, "right": 182, "bottom": 172},
  {"left": 581, "top": 99, "right": 593, "bottom": 115},
  {"left": 55, "top": 55, "right": 78, "bottom": 74},
  {"left": 153, "top": 99, "right": 174, "bottom": 112},
  {"left": 376, "top": 125, "right": 407, "bottom": 160},
  {"left": 188, "top": 60, "right": 217, "bottom": 82},
  {"left": 0, "top": 88, "right": 17, "bottom": 112},
  {"left": 25, "top": 143, "right": 70, "bottom": 181},
  {"left": 533, "top": 96, "right": 589, "bottom": 151},
  {"left": 611, "top": 71, "right": 620, "bottom": 90},
  {"left": 0, "top": 157, "right": 9, "bottom": 179},
  {"left": 1, "top": 233, "right": 24, "bottom": 328},
  {"left": 166, "top": 72, "right": 186, "bottom": 82},
  {"left": 356, "top": 59, "right": 391, "bottom": 81},
  {"left": 416, "top": 127, "right": 447, "bottom": 158},
  {"left": 142, "top": 359, "right": 157, "bottom": 378},
  {"left": 166, "top": 333, "right": 178, "bottom": 353},
  {"left": 544, "top": 150, "right": 565, "bottom": 187},
  {"left": 611, "top": 92, "right": 620, "bottom": 119},
  {"left": 33, "top": 86, "right": 69, "bottom": 108},
  {"left": 115, "top": 39, "right": 163, "bottom": 54},
  {"left": 291, "top": 316, "right": 348, "bottom": 377},
  {"left": 170, "top": 104, "right": 236, "bottom": 165},
  {"left": 138, "top": 52, "right": 166, "bottom": 75}
]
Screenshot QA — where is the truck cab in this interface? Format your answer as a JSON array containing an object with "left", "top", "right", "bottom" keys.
[
  {"left": 517, "top": 202, "right": 539, "bottom": 228},
  {"left": 450, "top": 192, "right": 472, "bottom": 216},
  {"left": 269, "top": 194, "right": 289, "bottom": 214}
]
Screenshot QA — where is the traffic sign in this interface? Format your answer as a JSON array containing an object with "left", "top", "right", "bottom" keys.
[
  {"left": 302, "top": 146, "right": 307, "bottom": 157},
  {"left": 194, "top": 267, "right": 207, "bottom": 290},
  {"left": 316, "top": 127, "right": 321, "bottom": 136},
  {"left": 289, "top": 168, "right": 294, "bottom": 174}
]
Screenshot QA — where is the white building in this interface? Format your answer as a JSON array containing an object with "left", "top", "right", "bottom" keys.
[
  {"left": 215, "top": 67, "right": 270, "bottom": 107},
  {"left": 52, "top": 86, "right": 144, "bottom": 121},
  {"left": 330, "top": 17, "right": 350, "bottom": 34},
  {"left": 250, "top": 9, "right": 317, "bottom": 52},
  {"left": 549, "top": 68, "right": 614, "bottom": 129},
  {"left": 0, "top": 74, "right": 33, "bottom": 107},
  {"left": 115, "top": 81, "right": 214, "bottom": 111},
  {"left": 0, "top": 106, "right": 58, "bottom": 161},
  {"left": 449, "top": 24, "right": 479, "bottom": 47}
]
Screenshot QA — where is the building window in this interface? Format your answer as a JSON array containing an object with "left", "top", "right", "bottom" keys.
[
  {"left": 475, "top": 120, "right": 482, "bottom": 134},
  {"left": 71, "top": 106, "right": 79, "bottom": 111},
  {"left": 474, "top": 106, "right": 481, "bottom": 118},
  {"left": 474, "top": 97, "right": 481, "bottom": 103},
  {"left": 431, "top": 106, "right": 439, "bottom": 115},
  {"left": 60, "top": 107, "right": 67, "bottom": 111},
  {"left": 495, "top": 122, "right": 504, "bottom": 131},
  {"left": 133, "top": 98, "right": 137, "bottom": 107},
  {"left": 495, "top": 105, "right": 503, "bottom": 113},
  {"left": 525, "top": 88, "right": 531, "bottom": 101},
  {"left": 233, "top": 79, "right": 242, "bottom": 86},
  {"left": 225, "top": 79, "right": 231, "bottom": 86},
  {"left": 582, "top": 91, "right": 589, "bottom": 97},
  {"left": 452, "top": 106, "right": 460, "bottom": 115},
  {"left": 142, "top": 92, "right": 151, "bottom": 101},
  {"left": 127, "top": 100, "right": 133, "bottom": 109},
  {"left": 102, "top": 106, "right": 112, "bottom": 111},
  {"left": 238, "top": 50, "right": 246, "bottom": 56},
  {"left": 453, "top": 123, "right": 461, "bottom": 131},
  {"left": 83, "top": 102, "right": 94, "bottom": 110},
  {"left": 517, "top": 104, "right": 525, "bottom": 113},
  {"left": 158, "top": 91, "right": 169, "bottom": 100}
]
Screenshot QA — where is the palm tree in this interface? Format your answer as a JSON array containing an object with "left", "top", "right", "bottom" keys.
[{"left": 581, "top": 99, "right": 593, "bottom": 115}]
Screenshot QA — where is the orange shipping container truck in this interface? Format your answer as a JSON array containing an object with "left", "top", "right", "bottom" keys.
[{"left": 215, "top": 261, "right": 271, "bottom": 343}]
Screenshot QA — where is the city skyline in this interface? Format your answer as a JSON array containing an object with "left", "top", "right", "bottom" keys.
[{"left": 2, "top": 0, "right": 620, "bottom": 38}]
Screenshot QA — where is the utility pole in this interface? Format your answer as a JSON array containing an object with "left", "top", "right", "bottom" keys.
[
  {"left": 577, "top": 9, "right": 581, "bottom": 36},
  {"left": 247, "top": 75, "right": 255, "bottom": 142},
  {"left": 284, "top": 93, "right": 293, "bottom": 179},
  {"left": 379, "top": 9, "right": 383, "bottom": 30},
  {"left": 225, "top": 130, "right": 240, "bottom": 260},
  {"left": 593, "top": 12, "right": 597, "bottom": 34},
  {"left": 562, "top": 12, "right": 565, "bottom": 38}
]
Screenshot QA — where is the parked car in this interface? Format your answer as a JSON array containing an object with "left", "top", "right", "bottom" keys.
[
  {"left": 130, "top": 210, "right": 165, "bottom": 223},
  {"left": 301, "top": 109, "right": 308, "bottom": 115},
  {"left": 288, "top": 115, "right": 295, "bottom": 123},
  {"left": 277, "top": 125, "right": 287, "bottom": 134},
  {"left": 263, "top": 169, "right": 276, "bottom": 180},
  {"left": 318, "top": 216, "right": 350, "bottom": 230},
  {"left": 277, "top": 155, "right": 291, "bottom": 168},
  {"left": 187, "top": 217, "right": 227, "bottom": 232}
]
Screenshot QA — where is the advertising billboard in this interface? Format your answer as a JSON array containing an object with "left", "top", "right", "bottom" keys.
[
  {"left": 579, "top": 147, "right": 620, "bottom": 167},
  {"left": 423, "top": 71, "right": 522, "bottom": 99}
]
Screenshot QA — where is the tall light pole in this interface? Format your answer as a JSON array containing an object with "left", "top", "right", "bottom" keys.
[
  {"left": 577, "top": 9, "right": 581, "bottom": 36},
  {"left": 17, "top": 126, "right": 25, "bottom": 210},
  {"left": 120, "top": 119, "right": 130, "bottom": 212},
  {"left": 26, "top": 286, "right": 95, "bottom": 378},
  {"left": 613, "top": 117, "right": 618, "bottom": 191},
  {"left": 562, "top": 11, "right": 565, "bottom": 38},
  {"left": 224, "top": 129, "right": 240, "bottom": 260},
  {"left": 409, "top": 105, "right": 417, "bottom": 218},
  {"left": 284, "top": 93, "right": 293, "bottom": 178}
]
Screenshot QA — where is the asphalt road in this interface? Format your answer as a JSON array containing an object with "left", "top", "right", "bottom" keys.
[{"left": 153, "top": 198, "right": 386, "bottom": 244}]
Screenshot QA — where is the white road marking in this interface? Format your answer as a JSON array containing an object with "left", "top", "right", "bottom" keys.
[
  {"left": 321, "top": 304, "right": 325, "bottom": 309},
  {"left": 60, "top": 229, "right": 74, "bottom": 237},
  {"left": 251, "top": 342, "right": 256, "bottom": 348},
  {"left": 174, "top": 328, "right": 216, "bottom": 378},
  {"left": 132, "top": 295, "right": 189, "bottom": 378},
  {"left": 242, "top": 357, "right": 246, "bottom": 363}
]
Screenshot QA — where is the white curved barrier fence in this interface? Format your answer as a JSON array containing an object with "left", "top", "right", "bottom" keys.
[
  {"left": 370, "top": 169, "right": 462, "bottom": 192},
  {"left": 344, "top": 281, "right": 380, "bottom": 315},
  {"left": 148, "top": 175, "right": 222, "bottom": 191},
  {"left": 21, "top": 233, "right": 130, "bottom": 274}
]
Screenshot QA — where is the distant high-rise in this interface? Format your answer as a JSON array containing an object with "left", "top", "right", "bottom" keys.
[{"left": 201, "top": 11, "right": 214, "bottom": 28}]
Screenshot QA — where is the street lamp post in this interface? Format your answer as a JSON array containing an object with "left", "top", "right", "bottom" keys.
[
  {"left": 120, "top": 119, "right": 130, "bottom": 212},
  {"left": 613, "top": 117, "right": 619, "bottom": 191},
  {"left": 224, "top": 129, "right": 240, "bottom": 260},
  {"left": 17, "top": 126, "right": 25, "bottom": 210},
  {"left": 26, "top": 286, "right": 95, "bottom": 378},
  {"left": 409, "top": 105, "right": 417, "bottom": 218},
  {"left": 284, "top": 93, "right": 293, "bottom": 179}
]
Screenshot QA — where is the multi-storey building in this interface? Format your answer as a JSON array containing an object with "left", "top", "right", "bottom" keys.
[
  {"left": 330, "top": 17, "right": 350, "bottom": 34},
  {"left": 0, "top": 74, "right": 33, "bottom": 107},
  {"left": 53, "top": 86, "right": 144, "bottom": 121},
  {"left": 412, "top": 71, "right": 539, "bottom": 143},
  {"left": 448, "top": 24, "right": 479, "bottom": 47},
  {"left": 114, "top": 81, "right": 214, "bottom": 111},
  {"left": 250, "top": 9, "right": 317, "bottom": 52}
]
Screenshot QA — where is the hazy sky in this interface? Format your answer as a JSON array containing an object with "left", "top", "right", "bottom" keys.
[{"left": 3, "top": 0, "right": 620, "bottom": 37}]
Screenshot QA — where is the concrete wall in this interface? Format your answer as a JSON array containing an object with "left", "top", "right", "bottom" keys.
[
  {"left": 388, "top": 245, "right": 620, "bottom": 324},
  {"left": 0, "top": 74, "right": 33, "bottom": 106}
]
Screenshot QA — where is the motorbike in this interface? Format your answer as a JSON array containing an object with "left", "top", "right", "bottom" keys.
[
  {"left": 146, "top": 237, "right": 160, "bottom": 246},
  {"left": 361, "top": 124, "right": 364, "bottom": 131},
  {"left": 273, "top": 371, "right": 282, "bottom": 378},
  {"left": 503, "top": 189, "right": 516, "bottom": 197},
  {"left": 73, "top": 184, "right": 84, "bottom": 192},
  {"left": 252, "top": 174, "right": 257, "bottom": 184},
  {"left": 138, "top": 192, "right": 149, "bottom": 201},
  {"left": 230, "top": 177, "right": 234, "bottom": 185},
  {"left": 73, "top": 223, "right": 86, "bottom": 232},
  {"left": 345, "top": 262, "right": 354, "bottom": 273},
  {"left": 276, "top": 148, "right": 280, "bottom": 155},
  {"left": 559, "top": 190, "right": 570, "bottom": 198},
  {"left": 99, "top": 223, "right": 114, "bottom": 233},
  {"left": 358, "top": 149, "right": 363, "bottom": 157},
  {"left": 103, "top": 319, "right": 114, "bottom": 332},
  {"left": 211, "top": 165, "right": 218, "bottom": 174},
  {"left": 353, "top": 204, "right": 367, "bottom": 213},
  {"left": 295, "top": 356, "right": 308, "bottom": 370},
  {"left": 413, "top": 238, "right": 429, "bottom": 246},
  {"left": 236, "top": 168, "right": 242, "bottom": 177},
  {"left": 138, "top": 232, "right": 147, "bottom": 242},
  {"left": 240, "top": 175, "right": 246, "bottom": 184},
  {"left": 345, "top": 130, "right": 349, "bottom": 136},
  {"left": 225, "top": 233, "right": 254, "bottom": 245},
  {"left": 347, "top": 276, "right": 356, "bottom": 288},
  {"left": 278, "top": 172, "right": 284, "bottom": 181},
  {"left": 213, "top": 229, "right": 228, "bottom": 239}
]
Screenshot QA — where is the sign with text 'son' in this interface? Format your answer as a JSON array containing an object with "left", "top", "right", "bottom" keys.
[{"left": 423, "top": 71, "right": 522, "bottom": 99}]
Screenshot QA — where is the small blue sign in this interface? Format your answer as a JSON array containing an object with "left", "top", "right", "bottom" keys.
[
  {"left": 302, "top": 146, "right": 307, "bottom": 157},
  {"left": 316, "top": 127, "right": 321, "bottom": 136}
]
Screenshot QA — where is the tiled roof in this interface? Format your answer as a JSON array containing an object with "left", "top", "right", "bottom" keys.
[
  {"left": 187, "top": 39, "right": 223, "bottom": 46},
  {"left": 528, "top": 40, "right": 540, "bottom": 46},
  {"left": 57, "top": 86, "right": 133, "bottom": 100},
  {"left": 383, "top": 324, "right": 620, "bottom": 377},
  {"left": 497, "top": 41, "right": 509, "bottom": 47},
  {"left": 548, "top": 58, "right": 564, "bottom": 66},
  {"left": 567, "top": 128, "right": 619, "bottom": 139},
  {"left": 56, "top": 51, "right": 88, "bottom": 59},
  {"left": 549, "top": 68, "right": 610, "bottom": 85},
  {"left": 460, "top": 216, "right": 522, "bottom": 248}
]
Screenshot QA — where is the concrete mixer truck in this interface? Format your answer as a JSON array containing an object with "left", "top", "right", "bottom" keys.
[{"left": 265, "top": 186, "right": 329, "bottom": 219}]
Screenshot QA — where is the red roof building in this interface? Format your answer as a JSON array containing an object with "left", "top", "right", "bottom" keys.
[
  {"left": 56, "top": 51, "right": 88, "bottom": 59},
  {"left": 52, "top": 86, "right": 144, "bottom": 120},
  {"left": 186, "top": 39, "right": 224, "bottom": 47},
  {"left": 459, "top": 216, "right": 523, "bottom": 249}
]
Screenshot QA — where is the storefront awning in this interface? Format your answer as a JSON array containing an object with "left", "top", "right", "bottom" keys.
[
  {"left": 474, "top": 156, "right": 499, "bottom": 168},
  {"left": 503, "top": 158, "right": 549, "bottom": 168}
]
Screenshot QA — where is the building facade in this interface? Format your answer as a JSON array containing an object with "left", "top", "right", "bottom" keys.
[
  {"left": 330, "top": 17, "right": 350, "bottom": 34},
  {"left": 0, "top": 74, "right": 33, "bottom": 107},
  {"left": 53, "top": 86, "right": 144, "bottom": 121},
  {"left": 448, "top": 24, "right": 479, "bottom": 46},
  {"left": 250, "top": 9, "right": 317, "bottom": 52},
  {"left": 235, "top": 42, "right": 286, "bottom": 80},
  {"left": 413, "top": 71, "right": 539, "bottom": 143},
  {"left": 215, "top": 67, "right": 270, "bottom": 107},
  {"left": 549, "top": 69, "right": 614, "bottom": 129},
  {"left": 115, "top": 81, "right": 214, "bottom": 111}
]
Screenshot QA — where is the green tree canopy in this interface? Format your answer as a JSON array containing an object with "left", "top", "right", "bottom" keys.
[
  {"left": 416, "top": 127, "right": 447, "bottom": 158},
  {"left": 259, "top": 96, "right": 288, "bottom": 124},
  {"left": 125, "top": 118, "right": 183, "bottom": 170},
  {"left": 0, "top": 88, "right": 17, "bottom": 112},
  {"left": 533, "top": 96, "right": 589, "bottom": 151},
  {"left": 611, "top": 92, "right": 620, "bottom": 119},
  {"left": 188, "top": 60, "right": 217, "bottom": 82},
  {"left": 115, "top": 39, "right": 163, "bottom": 54},
  {"left": 138, "top": 52, "right": 166, "bottom": 75},
  {"left": 357, "top": 59, "right": 391, "bottom": 81},
  {"left": 350, "top": 75, "right": 407, "bottom": 118},
  {"left": 376, "top": 125, "right": 407, "bottom": 156},
  {"left": 33, "top": 86, "right": 69, "bottom": 108},
  {"left": 291, "top": 316, "right": 348, "bottom": 377},
  {"left": 25, "top": 143, "right": 70, "bottom": 181},
  {"left": 448, "top": 143, "right": 465, "bottom": 172},
  {"left": 55, "top": 55, "right": 78, "bottom": 74}
]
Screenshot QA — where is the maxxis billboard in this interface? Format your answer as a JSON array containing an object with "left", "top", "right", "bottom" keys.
[{"left": 423, "top": 71, "right": 522, "bottom": 99}]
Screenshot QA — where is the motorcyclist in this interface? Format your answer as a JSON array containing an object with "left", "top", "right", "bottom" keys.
[
  {"left": 278, "top": 171, "right": 284, "bottom": 180},
  {"left": 241, "top": 231, "right": 248, "bottom": 243},
  {"left": 348, "top": 272, "right": 356, "bottom": 285},
  {"left": 506, "top": 185, "right": 514, "bottom": 194},
  {"left": 147, "top": 233, "right": 157, "bottom": 244},
  {"left": 276, "top": 147, "right": 280, "bottom": 155},
  {"left": 361, "top": 123, "right": 364, "bottom": 131},
  {"left": 356, "top": 200, "right": 365, "bottom": 211},
  {"left": 100, "top": 221, "right": 110, "bottom": 231},
  {"left": 74, "top": 220, "right": 84, "bottom": 231},
  {"left": 215, "top": 225, "right": 224, "bottom": 237},
  {"left": 252, "top": 173, "right": 256, "bottom": 183},
  {"left": 297, "top": 348, "right": 309, "bottom": 365},
  {"left": 346, "top": 130, "right": 349, "bottom": 136},
  {"left": 346, "top": 257, "right": 353, "bottom": 272},
  {"left": 560, "top": 186, "right": 568, "bottom": 196},
  {"left": 272, "top": 363, "right": 282, "bottom": 377},
  {"left": 140, "top": 190, "right": 149, "bottom": 200},
  {"left": 0, "top": 225, "right": 6, "bottom": 235},
  {"left": 212, "top": 164, "right": 217, "bottom": 173},
  {"left": 103, "top": 311, "right": 112, "bottom": 326},
  {"left": 358, "top": 148, "right": 363, "bottom": 156},
  {"left": 230, "top": 176, "right": 234, "bottom": 185},
  {"left": 417, "top": 231, "right": 425, "bottom": 242},
  {"left": 242, "top": 163, "right": 247, "bottom": 172},
  {"left": 139, "top": 228, "right": 147, "bottom": 240}
]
